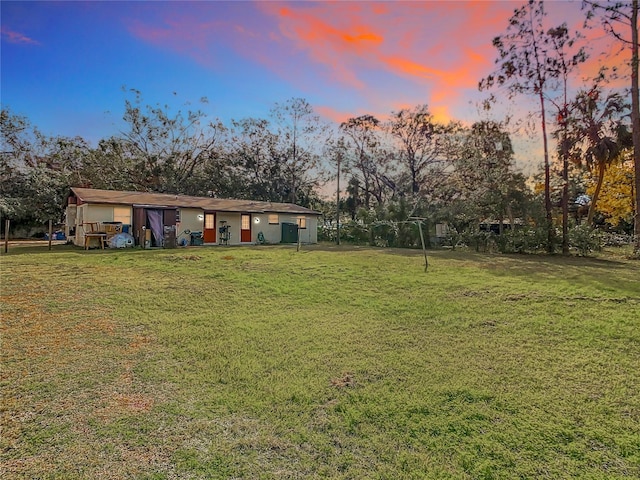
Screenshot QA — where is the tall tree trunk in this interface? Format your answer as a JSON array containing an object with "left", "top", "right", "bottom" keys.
[
  {"left": 561, "top": 111, "right": 569, "bottom": 255},
  {"left": 539, "top": 92, "right": 555, "bottom": 253},
  {"left": 631, "top": 0, "right": 640, "bottom": 255},
  {"left": 562, "top": 156, "right": 569, "bottom": 255},
  {"left": 587, "top": 161, "right": 607, "bottom": 225}
]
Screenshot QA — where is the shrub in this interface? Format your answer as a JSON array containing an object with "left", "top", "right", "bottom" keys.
[{"left": 569, "top": 224, "right": 603, "bottom": 256}]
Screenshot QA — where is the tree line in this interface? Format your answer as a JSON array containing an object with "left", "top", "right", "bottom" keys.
[{"left": 1, "top": 0, "right": 638, "bottom": 256}]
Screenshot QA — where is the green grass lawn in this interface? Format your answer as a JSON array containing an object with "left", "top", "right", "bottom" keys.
[{"left": 1, "top": 244, "right": 639, "bottom": 479}]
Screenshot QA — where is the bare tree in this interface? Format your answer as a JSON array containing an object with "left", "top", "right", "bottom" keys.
[{"left": 480, "top": 0, "right": 576, "bottom": 253}]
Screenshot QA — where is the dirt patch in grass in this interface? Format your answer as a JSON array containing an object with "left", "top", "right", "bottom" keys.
[
  {"left": 0, "top": 266, "right": 177, "bottom": 479},
  {"left": 331, "top": 373, "right": 356, "bottom": 388}
]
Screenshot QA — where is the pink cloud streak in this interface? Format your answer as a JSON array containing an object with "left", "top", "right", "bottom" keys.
[
  {"left": 124, "top": 1, "right": 607, "bottom": 128},
  {"left": 1, "top": 26, "right": 40, "bottom": 45}
]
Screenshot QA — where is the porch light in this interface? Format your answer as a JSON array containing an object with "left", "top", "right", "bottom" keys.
[
  {"left": 254, "top": 217, "right": 260, "bottom": 224},
  {"left": 197, "top": 214, "right": 204, "bottom": 221}
]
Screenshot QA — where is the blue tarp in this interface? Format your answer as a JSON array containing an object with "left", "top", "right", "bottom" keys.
[{"left": 108, "top": 232, "right": 135, "bottom": 248}]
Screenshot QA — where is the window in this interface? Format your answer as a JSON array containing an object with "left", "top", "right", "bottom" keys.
[
  {"left": 268, "top": 214, "right": 279, "bottom": 225},
  {"left": 241, "top": 214, "right": 251, "bottom": 230},
  {"left": 113, "top": 207, "right": 131, "bottom": 224},
  {"left": 205, "top": 213, "right": 215, "bottom": 229},
  {"left": 297, "top": 217, "right": 307, "bottom": 229}
]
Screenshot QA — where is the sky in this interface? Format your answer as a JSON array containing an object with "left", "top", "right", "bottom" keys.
[{"left": 0, "top": 0, "right": 623, "bottom": 174}]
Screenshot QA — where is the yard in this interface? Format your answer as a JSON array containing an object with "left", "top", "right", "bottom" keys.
[{"left": 1, "top": 244, "right": 639, "bottom": 479}]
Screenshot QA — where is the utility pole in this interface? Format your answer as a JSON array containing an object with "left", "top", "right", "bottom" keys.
[{"left": 336, "top": 149, "right": 341, "bottom": 245}]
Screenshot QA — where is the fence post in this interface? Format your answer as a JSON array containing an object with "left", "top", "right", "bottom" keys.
[
  {"left": 48, "top": 220, "right": 53, "bottom": 250},
  {"left": 4, "top": 219, "right": 9, "bottom": 254}
]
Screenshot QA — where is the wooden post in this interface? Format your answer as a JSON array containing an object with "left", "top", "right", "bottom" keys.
[
  {"left": 4, "top": 219, "right": 9, "bottom": 254},
  {"left": 48, "top": 219, "right": 53, "bottom": 251},
  {"left": 297, "top": 225, "right": 301, "bottom": 252}
]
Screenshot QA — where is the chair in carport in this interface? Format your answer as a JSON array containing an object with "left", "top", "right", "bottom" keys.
[
  {"left": 103, "top": 223, "right": 123, "bottom": 246},
  {"left": 82, "top": 222, "right": 107, "bottom": 250}
]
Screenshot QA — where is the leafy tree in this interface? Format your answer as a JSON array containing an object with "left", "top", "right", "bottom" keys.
[
  {"left": 224, "top": 117, "right": 286, "bottom": 201},
  {"left": 385, "top": 105, "right": 450, "bottom": 195},
  {"left": 583, "top": 0, "right": 640, "bottom": 254},
  {"left": 449, "top": 121, "right": 529, "bottom": 234},
  {"left": 586, "top": 156, "right": 635, "bottom": 230},
  {"left": 269, "top": 98, "right": 330, "bottom": 204},
  {"left": 565, "top": 87, "right": 631, "bottom": 225},
  {"left": 1, "top": 109, "right": 33, "bottom": 220},
  {"left": 78, "top": 137, "right": 146, "bottom": 191},
  {"left": 1, "top": 108, "right": 90, "bottom": 225},
  {"left": 344, "top": 176, "right": 363, "bottom": 220},
  {"left": 116, "top": 89, "right": 226, "bottom": 195},
  {"left": 340, "top": 115, "right": 394, "bottom": 209}
]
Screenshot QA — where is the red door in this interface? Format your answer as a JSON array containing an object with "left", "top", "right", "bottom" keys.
[
  {"left": 240, "top": 214, "right": 251, "bottom": 242},
  {"left": 203, "top": 213, "right": 216, "bottom": 243}
]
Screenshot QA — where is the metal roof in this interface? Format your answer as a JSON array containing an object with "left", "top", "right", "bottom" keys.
[{"left": 70, "top": 187, "right": 321, "bottom": 215}]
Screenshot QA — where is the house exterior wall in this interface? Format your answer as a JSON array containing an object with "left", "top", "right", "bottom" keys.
[
  {"left": 67, "top": 201, "right": 318, "bottom": 247},
  {"left": 214, "top": 212, "right": 240, "bottom": 244},
  {"left": 71, "top": 203, "right": 131, "bottom": 247},
  {"left": 253, "top": 213, "right": 316, "bottom": 244},
  {"left": 176, "top": 208, "right": 205, "bottom": 244}
]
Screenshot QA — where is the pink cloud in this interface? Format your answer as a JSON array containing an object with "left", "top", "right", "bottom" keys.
[
  {"left": 125, "top": 1, "right": 606, "bottom": 130},
  {"left": 315, "top": 105, "right": 353, "bottom": 125},
  {"left": 1, "top": 26, "right": 40, "bottom": 45},
  {"left": 255, "top": 1, "right": 521, "bottom": 111}
]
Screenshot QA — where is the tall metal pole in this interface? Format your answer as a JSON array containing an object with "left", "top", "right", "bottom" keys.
[
  {"left": 336, "top": 152, "right": 341, "bottom": 245},
  {"left": 416, "top": 219, "right": 428, "bottom": 272}
]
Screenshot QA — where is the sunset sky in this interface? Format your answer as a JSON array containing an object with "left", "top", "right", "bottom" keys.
[{"left": 1, "top": 1, "right": 621, "bottom": 173}]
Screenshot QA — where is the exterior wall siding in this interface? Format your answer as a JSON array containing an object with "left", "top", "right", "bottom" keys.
[
  {"left": 68, "top": 201, "right": 318, "bottom": 247},
  {"left": 73, "top": 204, "right": 126, "bottom": 247},
  {"left": 176, "top": 208, "right": 205, "bottom": 244}
]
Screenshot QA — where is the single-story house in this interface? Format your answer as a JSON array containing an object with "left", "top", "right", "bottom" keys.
[{"left": 65, "top": 187, "right": 320, "bottom": 248}]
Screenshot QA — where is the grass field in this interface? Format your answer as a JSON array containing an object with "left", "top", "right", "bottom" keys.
[{"left": 1, "top": 244, "right": 639, "bottom": 479}]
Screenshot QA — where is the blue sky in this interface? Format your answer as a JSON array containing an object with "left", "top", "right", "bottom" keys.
[{"left": 1, "top": 1, "right": 615, "bottom": 173}]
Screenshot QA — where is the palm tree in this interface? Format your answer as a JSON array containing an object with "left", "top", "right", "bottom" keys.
[{"left": 566, "top": 88, "right": 632, "bottom": 225}]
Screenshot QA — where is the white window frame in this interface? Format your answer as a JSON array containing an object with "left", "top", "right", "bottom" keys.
[{"left": 268, "top": 214, "right": 279, "bottom": 225}]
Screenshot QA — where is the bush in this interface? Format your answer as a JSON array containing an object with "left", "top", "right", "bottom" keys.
[
  {"left": 569, "top": 225, "right": 603, "bottom": 256},
  {"left": 601, "top": 232, "right": 633, "bottom": 247},
  {"left": 496, "top": 227, "right": 549, "bottom": 254},
  {"left": 341, "top": 221, "right": 370, "bottom": 245}
]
